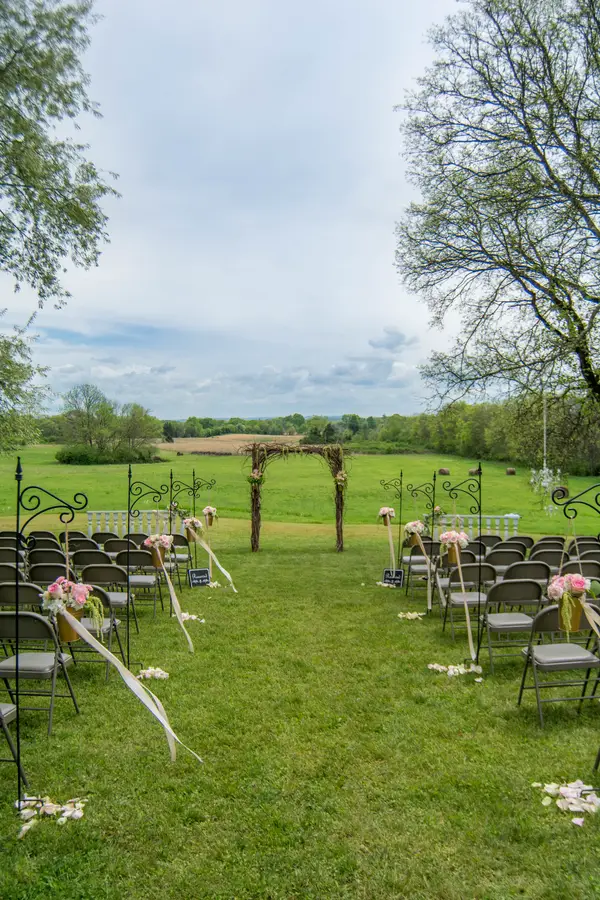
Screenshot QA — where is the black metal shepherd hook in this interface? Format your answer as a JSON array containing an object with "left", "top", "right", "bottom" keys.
[
  {"left": 126, "top": 466, "right": 169, "bottom": 667},
  {"left": 380, "top": 471, "right": 403, "bottom": 568},
  {"left": 168, "top": 469, "right": 216, "bottom": 533},
  {"left": 13, "top": 457, "right": 89, "bottom": 801},
  {"left": 442, "top": 464, "right": 484, "bottom": 662},
  {"left": 407, "top": 472, "right": 437, "bottom": 536}
]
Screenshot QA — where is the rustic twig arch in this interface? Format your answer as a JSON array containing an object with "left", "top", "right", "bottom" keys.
[{"left": 241, "top": 442, "right": 349, "bottom": 552}]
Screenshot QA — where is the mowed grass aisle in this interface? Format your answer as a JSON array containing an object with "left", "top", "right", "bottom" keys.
[{"left": 1, "top": 523, "right": 600, "bottom": 898}]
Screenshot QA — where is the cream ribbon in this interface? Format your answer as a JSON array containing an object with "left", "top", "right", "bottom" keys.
[
  {"left": 159, "top": 558, "right": 194, "bottom": 653},
  {"left": 415, "top": 533, "right": 434, "bottom": 612},
  {"left": 385, "top": 518, "right": 396, "bottom": 571},
  {"left": 186, "top": 528, "right": 238, "bottom": 593},
  {"left": 59, "top": 610, "right": 203, "bottom": 763},
  {"left": 454, "top": 547, "right": 477, "bottom": 661}
]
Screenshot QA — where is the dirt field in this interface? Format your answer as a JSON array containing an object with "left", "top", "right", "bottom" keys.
[{"left": 156, "top": 433, "right": 303, "bottom": 454}]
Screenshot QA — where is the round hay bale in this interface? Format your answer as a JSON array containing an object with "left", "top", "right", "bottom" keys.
[
  {"left": 177, "top": 451, "right": 184, "bottom": 456},
  {"left": 438, "top": 468, "right": 450, "bottom": 475},
  {"left": 468, "top": 467, "right": 480, "bottom": 476},
  {"left": 506, "top": 467, "right": 516, "bottom": 475}
]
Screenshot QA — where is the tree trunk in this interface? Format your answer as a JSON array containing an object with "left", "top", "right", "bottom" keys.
[
  {"left": 335, "top": 484, "right": 344, "bottom": 552},
  {"left": 251, "top": 483, "right": 261, "bottom": 552}
]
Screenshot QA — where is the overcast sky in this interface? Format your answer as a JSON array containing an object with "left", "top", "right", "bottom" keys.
[{"left": 3, "top": 0, "right": 459, "bottom": 420}]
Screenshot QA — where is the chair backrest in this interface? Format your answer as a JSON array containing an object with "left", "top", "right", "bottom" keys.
[
  {"left": 503, "top": 560, "right": 551, "bottom": 583},
  {"left": 580, "top": 550, "right": 600, "bottom": 564},
  {"left": 0, "top": 610, "right": 59, "bottom": 643},
  {"left": 537, "top": 535, "right": 565, "bottom": 546},
  {"left": 561, "top": 560, "right": 600, "bottom": 579},
  {"left": 473, "top": 535, "right": 502, "bottom": 549},
  {"left": 485, "top": 549, "right": 525, "bottom": 565},
  {"left": 91, "top": 531, "right": 120, "bottom": 546},
  {"left": 29, "top": 564, "right": 76, "bottom": 585},
  {"left": 530, "top": 602, "right": 600, "bottom": 636},
  {"left": 88, "top": 584, "right": 112, "bottom": 612},
  {"left": 0, "top": 583, "right": 43, "bottom": 609},
  {"left": 493, "top": 541, "right": 527, "bottom": 555},
  {"left": 0, "top": 537, "right": 19, "bottom": 549},
  {"left": 116, "top": 549, "right": 154, "bottom": 568},
  {"left": 0, "top": 548, "right": 24, "bottom": 564},
  {"left": 68, "top": 538, "right": 100, "bottom": 552},
  {"left": 28, "top": 530, "right": 58, "bottom": 540},
  {"left": 449, "top": 563, "right": 496, "bottom": 586},
  {"left": 59, "top": 530, "right": 87, "bottom": 543},
  {"left": 72, "top": 550, "right": 113, "bottom": 568},
  {"left": 28, "top": 549, "right": 66, "bottom": 566},
  {"left": 28, "top": 537, "right": 61, "bottom": 550},
  {"left": 104, "top": 539, "right": 136, "bottom": 553},
  {"left": 81, "top": 564, "right": 128, "bottom": 586},
  {"left": 486, "top": 578, "right": 543, "bottom": 609},
  {"left": 505, "top": 535, "right": 535, "bottom": 549},
  {"left": 530, "top": 549, "right": 567, "bottom": 565},
  {"left": 569, "top": 541, "right": 600, "bottom": 556},
  {"left": 170, "top": 534, "right": 189, "bottom": 548},
  {"left": 0, "top": 564, "right": 23, "bottom": 582},
  {"left": 466, "top": 541, "right": 486, "bottom": 557},
  {"left": 458, "top": 550, "right": 476, "bottom": 565},
  {"left": 0, "top": 531, "right": 19, "bottom": 538},
  {"left": 124, "top": 532, "right": 149, "bottom": 546}
]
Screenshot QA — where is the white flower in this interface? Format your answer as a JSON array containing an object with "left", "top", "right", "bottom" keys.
[
  {"left": 541, "top": 796, "right": 553, "bottom": 807},
  {"left": 572, "top": 817, "right": 585, "bottom": 827},
  {"left": 137, "top": 667, "right": 169, "bottom": 680}
]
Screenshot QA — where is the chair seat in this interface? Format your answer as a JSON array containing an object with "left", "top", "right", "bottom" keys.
[
  {"left": 449, "top": 592, "right": 487, "bottom": 607},
  {"left": 408, "top": 565, "right": 431, "bottom": 575},
  {"left": 0, "top": 702, "right": 16, "bottom": 724},
  {"left": 105, "top": 591, "right": 128, "bottom": 608},
  {"left": 0, "top": 652, "right": 72, "bottom": 677},
  {"left": 174, "top": 553, "right": 189, "bottom": 562},
  {"left": 524, "top": 643, "right": 600, "bottom": 669},
  {"left": 486, "top": 612, "right": 532, "bottom": 631},
  {"left": 81, "top": 617, "right": 119, "bottom": 635},
  {"left": 439, "top": 579, "right": 476, "bottom": 590},
  {"left": 129, "top": 575, "right": 156, "bottom": 587}
]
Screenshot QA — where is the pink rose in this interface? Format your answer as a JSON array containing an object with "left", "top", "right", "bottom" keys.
[
  {"left": 55, "top": 576, "right": 67, "bottom": 585},
  {"left": 547, "top": 576, "right": 565, "bottom": 602},
  {"left": 567, "top": 574, "right": 588, "bottom": 594},
  {"left": 47, "top": 582, "right": 63, "bottom": 596}
]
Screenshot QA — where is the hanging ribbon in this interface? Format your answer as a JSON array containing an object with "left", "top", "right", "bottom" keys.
[
  {"left": 159, "top": 558, "right": 194, "bottom": 653},
  {"left": 455, "top": 548, "right": 477, "bottom": 661},
  {"left": 386, "top": 517, "right": 396, "bottom": 571},
  {"left": 58, "top": 610, "right": 202, "bottom": 763},
  {"left": 415, "top": 533, "right": 434, "bottom": 612},
  {"left": 186, "top": 528, "right": 237, "bottom": 593}
]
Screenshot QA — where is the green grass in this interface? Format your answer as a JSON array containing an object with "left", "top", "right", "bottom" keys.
[
  {"left": 2, "top": 444, "right": 600, "bottom": 536},
  {"left": 1, "top": 522, "right": 600, "bottom": 898}
]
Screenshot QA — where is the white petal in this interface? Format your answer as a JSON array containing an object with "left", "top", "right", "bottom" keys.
[
  {"left": 572, "top": 817, "right": 585, "bottom": 827},
  {"left": 541, "top": 796, "right": 553, "bottom": 807}
]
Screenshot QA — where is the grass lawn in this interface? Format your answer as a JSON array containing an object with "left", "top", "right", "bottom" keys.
[
  {"left": 1, "top": 520, "right": 600, "bottom": 898},
  {"left": 2, "top": 444, "right": 600, "bottom": 536}
]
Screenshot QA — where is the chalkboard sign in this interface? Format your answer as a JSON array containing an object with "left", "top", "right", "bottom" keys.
[
  {"left": 382, "top": 569, "right": 404, "bottom": 587},
  {"left": 187, "top": 568, "right": 210, "bottom": 588}
]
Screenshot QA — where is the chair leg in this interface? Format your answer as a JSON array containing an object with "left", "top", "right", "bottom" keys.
[
  {"left": 1, "top": 720, "right": 28, "bottom": 787},
  {"left": 113, "top": 622, "right": 126, "bottom": 665},
  {"left": 594, "top": 745, "right": 600, "bottom": 772},
  {"left": 532, "top": 662, "right": 544, "bottom": 728},
  {"left": 48, "top": 665, "right": 59, "bottom": 735},
  {"left": 517, "top": 652, "right": 530, "bottom": 706},
  {"left": 486, "top": 624, "right": 495, "bottom": 675},
  {"left": 60, "top": 660, "right": 80, "bottom": 716},
  {"left": 577, "top": 667, "right": 592, "bottom": 714}
]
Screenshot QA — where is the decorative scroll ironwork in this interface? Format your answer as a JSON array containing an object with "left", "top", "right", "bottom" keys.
[
  {"left": 552, "top": 484, "right": 600, "bottom": 526},
  {"left": 406, "top": 472, "right": 437, "bottom": 513},
  {"left": 14, "top": 457, "right": 89, "bottom": 801},
  {"left": 168, "top": 470, "right": 216, "bottom": 531},
  {"left": 380, "top": 471, "right": 403, "bottom": 568}
]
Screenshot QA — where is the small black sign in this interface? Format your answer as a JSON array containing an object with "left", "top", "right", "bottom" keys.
[
  {"left": 188, "top": 568, "right": 210, "bottom": 588},
  {"left": 382, "top": 568, "right": 404, "bottom": 587}
]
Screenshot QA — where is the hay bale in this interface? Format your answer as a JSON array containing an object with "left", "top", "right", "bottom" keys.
[
  {"left": 506, "top": 467, "right": 516, "bottom": 475},
  {"left": 468, "top": 467, "right": 481, "bottom": 476},
  {"left": 177, "top": 451, "right": 184, "bottom": 456},
  {"left": 438, "top": 468, "right": 450, "bottom": 475}
]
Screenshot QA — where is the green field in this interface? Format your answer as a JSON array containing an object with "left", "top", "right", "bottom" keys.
[
  {"left": 1, "top": 522, "right": 600, "bottom": 898},
  {"left": 2, "top": 447, "right": 600, "bottom": 898},
  {"left": 2, "top": 444, "right": 600, "bottom": 537}
]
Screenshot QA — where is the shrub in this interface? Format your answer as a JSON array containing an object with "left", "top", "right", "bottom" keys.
[{"left": 56, "top": 445, "right": 165, "bottom": 465}]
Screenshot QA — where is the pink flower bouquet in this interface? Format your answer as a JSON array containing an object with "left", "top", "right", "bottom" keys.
[
  {"left": 547, "top": 573, "right": 591, "bottom": 635},
  {"left": 440, "top": 530, "right": 470, "bottom": 550}
]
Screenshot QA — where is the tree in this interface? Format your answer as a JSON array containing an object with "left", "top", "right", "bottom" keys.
[
  {"left": 63, "top": 383, "right": 114, "bottom": 447},
  {"left": 0, "top": 0, "right": 117, "bottom": 307},
  {"left": 163, "top": 421, "right": 178, "bottom": 443},
  {"left": 396, "top": 0, "right": 600, "bottom": 406},
  {"left": 118, "top": 404, "right": 162, "bottom": 450},
  {"left": 0, "top": 323, "right": 45, "bottom": 451}
]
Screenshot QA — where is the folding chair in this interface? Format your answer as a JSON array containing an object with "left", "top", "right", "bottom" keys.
[
  {"left": 81, "top": 565, "right": 139, "bottom": 633},
  {"left": 0, "top": 611, "right": 79, "bottom": 735},
  {"left": 529, "top": 548, "right": 568, "bottom": 574},
  {"left": 568, "top": 541, "right": 600, "bottom": 558},
  {"left": 91, "top": 531, "right": 119, "bottom": 547},
  {"left": 0, "top": 583, "right": 44, "bottom": 612},
  {"left": 123, "top": 532, "right": 149, "bottom": 547},
  {"left": 493, "top": 540, "right": 528, "bottom": 556},
  {"left": 482, "top": 579, "right": 543, "bottom": 673},
  {"left": 473, "top": 535, "right": 502, "bottom": 550},
  {"left": 561, "top": 560, "right": 600, "bottom": 580},
  {"left": 27, "top": 537, "right": 61, "bottom": 550},
  {"left": 0, "top": 564, "right": 24, "bottom": 583},
  {"left": 104, "top": 538, "right": 137, "bottom": 561},
  {"left": 171, "top": 533, "right": 192, "bottom": 569},
  {"left": 29, "top": 564, "right": 76, "bottom": 586},
  {"left": 501, "top": 560, "right": 551, "bottom": 588},
  {"left": 505, "top": 535, "right": 535, "bottom": 550},
  {"left": 71, "top": 549, "right": 113, "bottom": 573},
  {"left": 484, "top": 548, "right": 525, "bottom": 576},
  {"left": 68, "top": 538, "right": 99, "bottom": 553},
  {"left": 115, "top": 550, "right": 162, "bottom": 617},
  {"left": 69, "top": 586, "right": 125, "bottom": 681},
  {"left": 443, "top": 563, "right": 497, "bottom": 640},
  {"left": 404, "top": 542, "right": 441, "bottom": 597},
  {"left": 0, "top": 703, "right": 28, "bottom": 786},
  {"left": 517, "top": 603, "right": 600, "bottom": 727},
  {"left": 580, "top": 550, "right": 600, "bottom": 565},
  {"left": 59, "top": 530, "right": 87, "bottom": 544},
  {"left": 28, "top": 548, "right": 67, "bottom": 567},
  {"left": 0, "top": 548, "right": 25, "bottom": 569}
]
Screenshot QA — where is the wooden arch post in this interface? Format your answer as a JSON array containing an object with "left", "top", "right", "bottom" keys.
[{"left": 242, "top": 442, "right": 348, "bottom": 553}]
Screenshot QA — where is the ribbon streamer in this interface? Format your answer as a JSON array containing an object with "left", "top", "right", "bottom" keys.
[
  {"left": 59, "top": 610, "right": 202, "bottom": 763},
  {"left": 455, "top": 550, "right": 477, "bottom": 661},
  {"left": 415, "top": 533, "right": 434, "bottom": 612},
  {"left": 186, "top": 528, "right": 237, "bottom": 593},
  {"left": 160, "top": 559, "right": 194, "bottom": 653},
  {"left": 386, "top": 519, "right": 396, "bottom": 571}
]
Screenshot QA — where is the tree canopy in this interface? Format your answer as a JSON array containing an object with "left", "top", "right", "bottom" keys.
[
  {"left": 0, "top": 0, "right": 117, "bottom": 306},
  {"left": 396, "top": 0, "right": 600, "bottom": 405}
]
